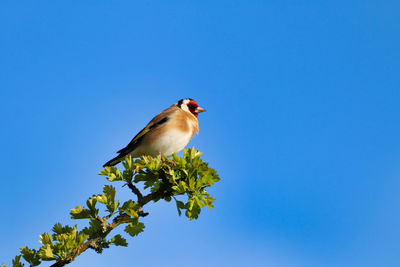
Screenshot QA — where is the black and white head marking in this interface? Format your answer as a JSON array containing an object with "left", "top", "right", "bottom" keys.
[{"left": 176, "top": 98, "right": 194, "bottom": 112}]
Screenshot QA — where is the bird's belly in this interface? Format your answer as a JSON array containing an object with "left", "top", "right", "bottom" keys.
[{"left": 134, "top": 129, "right": 192, "bottom": 157}]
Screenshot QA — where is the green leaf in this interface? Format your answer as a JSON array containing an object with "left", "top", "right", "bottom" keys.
[
  {"left": 20, "top": 247, "right": 40, "bottom": 266},
  {"left": 39, "top": 233, "right": 53, "bottom": 246},
  {"left": 205, "top": 196, "right": 216, "bottom": 209},
  {"left": 37, "top": 245, "right": 55, "bottom": 261},
  {"left": 76, "top": 231, "right": 89, "bottom": 246},
  {"left": 102, "top": 185, "right": 119, "bottom": 214},
  {"left": 50, "top": 225, "right": 88, "bottom": 260},
  {"left": 70, "top": 206, "right": 91, "bottom": 219},
  {"left": 171, "top": 154, "right": 181, "bottom": 163},
  {"left": 86, "top": 197, "right": 98, "bottom": 216},
  {"left": 122, "top": 155, "right": 133, "bottom": 170},
  {"left": 99, "top": 167, "right": 124, "bottom": 182},
  {"left": 103, "top": 185, "right": 116, "bottom": 202},
  {"left": 95, "top": 194, "right": 108, "bottom": 204},
  {"left": 12, "top": 255, "right": 24, "bottom": 267},
  {"left": 124, "top": 220, "right": 145, "bottom": 237},
  {"left": 109, "top": 234, "right": 128, "bottom": 247},
  {"left": 120, "top": 200, "right": 140, "bottom": 218},
  {"left": 82, "top": 220, "right": 102, "bottom": 237},
  {"left": 175, "top": 199, "right": 185, "bottom": 216},
  {"left": 185, "top": 197, "right": 202, "bottom": 220},
  {"left": 105, "top": 200, "right": 120, "bottom": 215},
  {"left": 52, "top": 223, "right": 73, "bottom": 236}
]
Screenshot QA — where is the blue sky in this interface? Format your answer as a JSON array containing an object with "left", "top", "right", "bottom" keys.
[{"left": 1, "top": 1, "right": 400, "bottom": 266}]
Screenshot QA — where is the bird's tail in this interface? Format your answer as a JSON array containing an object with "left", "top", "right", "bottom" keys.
[{"left": 103, "top": 154, "right": 126, "bottom": 168}]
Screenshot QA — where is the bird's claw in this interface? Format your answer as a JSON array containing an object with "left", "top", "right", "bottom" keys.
[{"left": 159, "top": 153, "right": 176, "bottom": 166}]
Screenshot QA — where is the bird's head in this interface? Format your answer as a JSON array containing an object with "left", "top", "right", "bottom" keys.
[{"left": 176, "top": 98, "right": 206, "bottom": 118}]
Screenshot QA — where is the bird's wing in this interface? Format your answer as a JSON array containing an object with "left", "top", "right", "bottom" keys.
[{"left": 116, "top": 106, "right": 178, "bottom": 155}]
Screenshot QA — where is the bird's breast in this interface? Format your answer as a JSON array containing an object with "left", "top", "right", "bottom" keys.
[{"left": 135, "top": 128, "right": 193, "bottom": 157}]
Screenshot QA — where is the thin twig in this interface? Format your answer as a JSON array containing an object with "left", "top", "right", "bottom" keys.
[{"left": 126, "top": 182, "right": 143, "bottom": 203}]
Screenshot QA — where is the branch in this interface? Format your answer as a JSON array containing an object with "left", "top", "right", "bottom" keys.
[
  {"left": 127, "top": 169, "right": 173, "bottom": 207},
  {"left": 139, "top": 170, "right": 173, "bottom": 206},
  {"left": 127, "top": 183, "right": 143, "bottom": 203},
  {"left": 50, "top": 215, "right": 131, "bottom": 267},
  {"left": 50, "top": 175, "right": 171, "bottom": 267},
  {"left": 10, "top": 148, "right": 220, "bottom": 267}
]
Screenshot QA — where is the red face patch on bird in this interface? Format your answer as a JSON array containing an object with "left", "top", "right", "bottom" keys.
[{"left": 187, "top": 100, "right": 199, "bottom": 117}]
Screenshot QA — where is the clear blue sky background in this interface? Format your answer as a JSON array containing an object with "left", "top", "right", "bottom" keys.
[{"left": 1, "top": 1, "right": 399, "bottom": 266}]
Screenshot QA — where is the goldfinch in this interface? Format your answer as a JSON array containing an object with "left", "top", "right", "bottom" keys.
[{"left": 103, "top": 98, "right": 206, "bottom": 167}]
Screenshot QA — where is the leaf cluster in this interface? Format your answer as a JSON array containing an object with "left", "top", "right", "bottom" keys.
[
  {"left": 5, "top": 148, "right": 219, "bottom": 267},
  {"left": 101, "top": 148, "right": 220, "bottom": 220}
]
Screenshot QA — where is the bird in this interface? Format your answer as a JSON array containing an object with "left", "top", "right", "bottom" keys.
[{"left": 103, "top": 98, "right": 206, "bottom": 167}]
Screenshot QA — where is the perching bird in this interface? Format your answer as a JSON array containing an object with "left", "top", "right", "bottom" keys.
[{"left": 103, "top": 98, "right": 206, "bottom": 167}]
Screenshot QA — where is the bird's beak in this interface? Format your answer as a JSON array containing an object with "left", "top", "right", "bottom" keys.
[{"left": 195, "top": 107, "right": 206, "bottom": 113}]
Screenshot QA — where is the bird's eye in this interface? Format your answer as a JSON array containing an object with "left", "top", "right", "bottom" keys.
[{"left": 188, "top": 104, "right": 195, "bottom": 109}]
